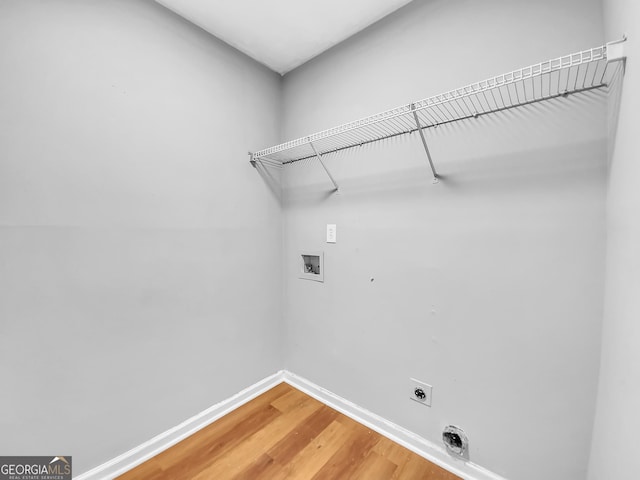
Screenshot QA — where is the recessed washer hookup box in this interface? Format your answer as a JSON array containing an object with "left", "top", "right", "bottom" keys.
[{"left": 299, "top": 251, "right": 324, "bottom": 282}]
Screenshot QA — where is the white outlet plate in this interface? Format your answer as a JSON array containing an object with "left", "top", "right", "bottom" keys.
[
  {"left": 326, "top": 224, "right": 336, "bottom": 243},
  {"left": 409, "top": 378, "right": 432, "bottom": 407}
]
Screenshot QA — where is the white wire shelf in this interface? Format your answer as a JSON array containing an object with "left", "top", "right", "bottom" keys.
[{"left": 250, "top": 40, "right": 626, "bottom": 186}]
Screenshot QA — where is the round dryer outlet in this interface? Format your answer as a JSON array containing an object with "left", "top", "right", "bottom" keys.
[{"left": 442, "top": 425, "right": 468, "bottom": 457}]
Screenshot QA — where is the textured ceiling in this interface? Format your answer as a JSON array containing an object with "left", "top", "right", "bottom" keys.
[{"left": 155, "top": 0, "right": 415, "bottom": 75}]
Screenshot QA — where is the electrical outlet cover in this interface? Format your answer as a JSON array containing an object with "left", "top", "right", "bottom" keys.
[
  {"left": 326, "top": 224, "right": 337, "bottom": 243},
  {"left": 409, "top": 378, "right": 432, "bottom": 406}
]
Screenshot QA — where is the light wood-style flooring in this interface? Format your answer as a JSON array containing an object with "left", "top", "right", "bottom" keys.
[{"left": 117, "top": 382, "right": 461, "bottom": 480}]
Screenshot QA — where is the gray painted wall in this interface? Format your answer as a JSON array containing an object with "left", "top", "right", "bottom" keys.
[
  {"left": 0, "top": 0, "right": 624, "bottom": 478},
  {"left": 281, "top": 1, "right": 606, "bottom": 479},
  {"left": 0, "top": 0, "right": 282, "bottom": 474},
  {"left": 588, "top": 0, "right": 640, "bottom": 478}
]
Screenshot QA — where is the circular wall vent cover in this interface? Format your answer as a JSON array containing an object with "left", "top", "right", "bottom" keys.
[{"left": 442, "top": 425, "right": 468, "bottom": 457}]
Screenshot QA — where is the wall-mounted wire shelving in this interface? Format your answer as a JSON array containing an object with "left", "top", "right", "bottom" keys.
[{"left": 249, "top": 39, "right": 626, "bottom": 189}]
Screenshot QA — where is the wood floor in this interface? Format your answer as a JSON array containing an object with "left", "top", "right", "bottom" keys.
[{"left": 117, "top": 383, "right": 461, "bottom": 480}]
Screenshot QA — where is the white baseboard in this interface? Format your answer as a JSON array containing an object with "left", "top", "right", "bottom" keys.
[
  {"left": 76, "top": 369, "right": 505, "bottom": 480},
  {"left": 74, "top": 371, "right": 285, "bottom": 480},
  {"left": 281, "top": 370, "right": 507, "bottom": 480}
]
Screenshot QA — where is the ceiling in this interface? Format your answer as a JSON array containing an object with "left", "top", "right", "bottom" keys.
[{"left": 154, "top": 0, "right": 415, "bottom": 75}]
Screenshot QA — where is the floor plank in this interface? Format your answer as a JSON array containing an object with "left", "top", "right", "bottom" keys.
[
  {"left": 267, "top": 405, "right": 339, "bottom": 466},
  {"left": 350, "top": 451, "right": 398, "bottom": 480},
  {"left": 267, "top": 419, "right": 347, "bottom": 480},
  {"left": 191, "top": 396, "right": 322, "bottom": 479},
  {"left": 116, "top": 383, "right": 462, "bottom": 480},
  {"left": 311, "top": 420, "right": 379, "bottom": 480}
]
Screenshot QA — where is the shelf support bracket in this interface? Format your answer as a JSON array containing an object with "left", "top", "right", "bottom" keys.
[
  {"left": 249, "top": 152, "right": 283, "bottom": 169},
  {"left": 606, "top": 36, "right": 626, "bottom": 64},
  {"left": 309, "top": 141, "right": 339, "bottom": 191},
  {"left": 411, "top": 105, "right": 439, "bottom": 184}
]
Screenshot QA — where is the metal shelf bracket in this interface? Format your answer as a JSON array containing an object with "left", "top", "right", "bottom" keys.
[
  {"left": 411, "top": 104, "right": 439, "bottom": 184},
  {"left": 249, "top": 151, "right": 282, "bottom": 169},
  {"left": 309, "top": 140, "right": 339, "bottom": 191},
  {"left": 606, "top": 36, "right": 626, "bottom": 64}
]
